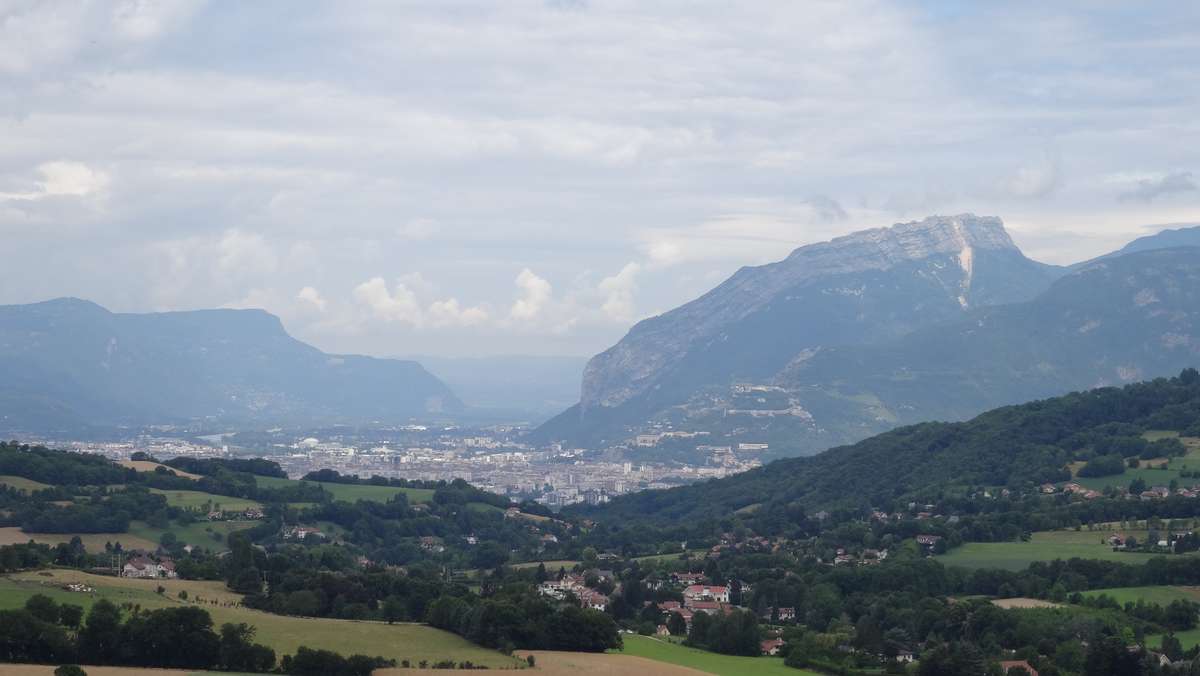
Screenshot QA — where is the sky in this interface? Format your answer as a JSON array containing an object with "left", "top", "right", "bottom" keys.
[{"left": 1, "top": 1, "right": 1198, "bottom": 358}]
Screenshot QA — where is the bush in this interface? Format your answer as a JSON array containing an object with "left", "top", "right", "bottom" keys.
[{"left": 54, "top": 667, "right": 87, "bottom": 676}]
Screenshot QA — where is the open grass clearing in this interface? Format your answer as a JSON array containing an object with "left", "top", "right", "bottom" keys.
[
  {"left": 938, "top": 528, "right": 1178, "bottom": 571},
  {"left": 0, "top": 475, "right": 52, "bottom": 492},
  {"left": 0, "top": 526, "right": 158, "bottom": 552},
  {"left": 614, "top": 635, "right": 819, "bottom": 676},
  {"left": 992, "top": 598, "right": 1063, "bottom": 609},
  {"left": 149, "top": 489, "right": 261, "bottom": 511},
  {"left": 1082, "top": 585, "right": 1200, "bottom": 606},
  {"left": 127, "top": 519, "right": 254, "bottom": 551},
  {"left": 0, "top": 570, "right": 519, "bottom": 669},
  {"left": 0, "top": 666, "right": 257, "bottom": 676},
  {"left": 120, "top": 460, "right": 203, "bottom": 480},
  {"left": 511, "top": 559, "right": 580, "bottom": 571},
  {"left": 255, "top": 475, "right": 434, "bottom": 504}
]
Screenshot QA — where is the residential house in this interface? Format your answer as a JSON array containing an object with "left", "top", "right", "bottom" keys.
[
  {"left": 998, "top": 660, "right": 1038, "bottom": 676},
  {"left": 683, "top": 584, "right": 730, "bottom": 604},
  {"left": 761, "top": 638, "right": 786, "bottom": 656}
]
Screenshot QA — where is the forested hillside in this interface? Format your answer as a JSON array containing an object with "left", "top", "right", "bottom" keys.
[{"left": 573, "top": 369, "right": 1200, "bottom": 526}]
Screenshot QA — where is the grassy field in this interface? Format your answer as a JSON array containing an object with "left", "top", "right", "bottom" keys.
[
  {"left": 255, "top": 475, "right": 435, "bottom": 504},
  {"left": 1082, "top": 585, "right": 1200, "bottom": 606},
  {"left": 1071, "top": 435, "right": 1200, "bottom": 490},
  {"left": 0, "top": 526, "right": 158, "bottom": 552},
  {"left": 0, "top": 475, "right": 52, "bottom": 492},
  {"left": 120, "top": 460, "right": 203, "bottom": 480},
  {"left": 127, "top": 519, "right": 254, "bottom": 551},
  {"left": 0, "top": 570, "right": 520, "bottom": 668},
  {"left": 938, "top": 529, "right": 1174, "bottom": 571},
  {"left": 511, "top": 559, "right": 580, "bottom": 571},
  {"left": 615, "top": 635, "right": 817, "bottom": 676},
  {"left": 0, "top": 666, "right": 259, "bottom": 676},
  {"left": 150, "top": 489, "right": 261, "bottom": 511},
  {"left": 634, "top": 551, "right": 709, "bottom": 565}
]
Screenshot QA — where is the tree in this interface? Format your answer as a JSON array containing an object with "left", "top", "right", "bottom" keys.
[
  {"left": 25, "top": 593, "right": 60, "bottom": 623},
  {"left": 78, "top": 599, "right": 123, "bottom": 664},
  {"left": 667, "top": 611, "right": 687, "bottom": 636},
  {"left": 219, "top": 622, "right": 276, "bottom": 672},
  {"left": 58, "top": 604, "right": 84, "bottom": 629},
  {"left": 381, "top": 595, "right": 406, "bottom": 624}
]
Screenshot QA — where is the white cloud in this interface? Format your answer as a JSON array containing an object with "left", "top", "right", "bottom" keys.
[
  {"left": 510, "top": 268, "right": 552, "bottom": 321},
  {"left": 353, "top": 276, "right": 488, "bottom": 329},
  {"left": 353, "top": 277, "right": 423, "bottom": 325},
  {"left": 598, "top": 262, "right": 640, "bottom": 322},
  {"left": 297, "top": 286, "right": 327, "bottom": 312},
  {"left": 0, "top": 162, "right": 109, "bottom": 201},
  {"left": 217, "top": 230, "right": 278, "bottom": 275},
  {"left": 397, "top": 218, "right": 440, "bottom": 240}
]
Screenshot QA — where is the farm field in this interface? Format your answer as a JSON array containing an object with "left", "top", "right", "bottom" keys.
[
  {"left": 938, "top": 529, "right": 1173, "bottom": 571},
  {"left": 120, "top": 460, "right": 203, "bottom": 480},
  {"left": 127, "top": 519, "right": 254, "bottom": 551},
  {"left": 0, "top": 475, "right": 52, "bottom": 492},
  {"left": 1082, "top": 585, "right": 1200, "bottom": 606},
  {"left": 255, "top": 475, "right": 434, "bottom": 504},
  {"left": 0, "top": 666, "right": 258, "bottom": 676},
  {"left": 615, "top": 635, "right": 819, "bottom": 676},
  {"left": 1072, "top": 435, "right": 1200, "bottom": 490},
  {"left": 149, "top": 488, "right": 261, "bottom": 511},
  {"left": 0, "top": 526, "right": 158, "bottom": 552},
  {"left": 511, "top": 559, "right": 580, "bottom": 571},
  {"left": 634, "top": 551, "right": 709, "bottom": 564},
  {"left": 388, "top": 650, "right": 705, "bottom": 675},
  {"left": 992, "top": 598, "right": 1063, "bottom": 609},
  {"left": 0, "top": 570, "right": 519, "bottom": 668}
]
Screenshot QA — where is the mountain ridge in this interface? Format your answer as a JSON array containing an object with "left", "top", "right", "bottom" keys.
[{"left": 0, "top": 298, "right": 462, "bottom": 433}]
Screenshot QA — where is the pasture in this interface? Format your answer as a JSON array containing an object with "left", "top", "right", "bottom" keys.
[
  {"left": 1082, "top": 585, "right": 1200, "bottom": 606},
  {"left": 127, "top": 519, "right": 254, "bottom": 551},
  {"left": 119, "top": 460, "right": 203, "bottom": 480},
  {"left": 0, "top": 475, "right": 52, "bottom": 492},
  {"left": 0, "top": 526, "right": 158, "bottom": 552},
  {"left": 149, "top": 489, "right": 261, "bottom": 511},
  {"left": 938, "top": 528, "right": 1173, "bottom": 571},
  {"left": 615, "top": 635, "right": 818, "bottom": 676},
  {"left": 254, "top": 475, "right": 435, "bottom": 504},
  {"left": 0, "top": 569, "right": 519, "bottom": 669}
]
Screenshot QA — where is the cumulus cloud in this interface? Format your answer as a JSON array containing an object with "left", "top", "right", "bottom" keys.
[
  {"left": 1118, "top": 171, "right": 1198, "bottom": 202},
  {"left": 297, "top": 286, "right": 327, "bottom": 312},
  {"left": 353, "top": 276, "right": 488, "bottom": 329},
  {"left": 0, "top": 162, "right": 109, "bottom": 201},
  {"left": 510, "top": 268, "right": 552, "bottom": 321},
  {"left": 598, "top": 262, "right": 640, "bottom": 322}
]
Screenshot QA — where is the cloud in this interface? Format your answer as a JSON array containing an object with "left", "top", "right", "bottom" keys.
[
  {"left": 353, "top": 276, "right": 488, "bottom": 329},
  {"left": 1118, "top": 171, "right": 1197, "bottom": 202},
  {"left": 397, "top": 218, "right": 440, "bottom": 240},
  {"left": 1004, "top": 157, "right": 1060, "bottom": 199},
  {"left": 297, "top": 286, "right": 327, "bottom": 312},
  {"left": 0, "top": 162, "right": 109, "bottom": 201},
  {"left": 217, "top": 230, "right": 278, "bottom": 275},
  {"left": 510, "top": 268, "right": 552, "bottom": 321},
  {"left": 598, "top": 262, "right": 640, "bottom": 322}
]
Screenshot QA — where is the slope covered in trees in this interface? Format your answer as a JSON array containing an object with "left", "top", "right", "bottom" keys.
[{"left": 572, "top": 369, "right": 1200, "bottom": 526}]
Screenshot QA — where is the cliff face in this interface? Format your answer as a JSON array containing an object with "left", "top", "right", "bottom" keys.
[{"left": 577, "top": 214, "right": 1060, "bottom": 412}]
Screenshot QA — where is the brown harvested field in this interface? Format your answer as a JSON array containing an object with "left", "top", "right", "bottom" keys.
[
  {"left": 992, "top": 597, "right": 1064, "bottom": 609},
  {"left": 0, "top": 526, "right": 158, "bottom": 552},
  {"left": 377, "top": 650, "right": 705, "bottom": 675},
  {"left": 120, "top": 460, "right": 203, "bottom": 480}
]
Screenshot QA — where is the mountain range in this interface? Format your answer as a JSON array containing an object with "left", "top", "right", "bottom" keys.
[
  {"left": 536, "top": 215, "right": 1200, "bottom": 458},
  {"left": 0, "top": 298, "right": 461, "bottom": 434}
]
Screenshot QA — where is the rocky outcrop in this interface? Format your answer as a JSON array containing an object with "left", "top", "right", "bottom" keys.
[{"left": 578, "top": 214, "right": 1058, "bottom": 412}]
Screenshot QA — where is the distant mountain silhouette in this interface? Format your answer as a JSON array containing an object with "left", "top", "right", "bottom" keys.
[{"left": 0, "top": 298, "right": 461, "bottom": 433}]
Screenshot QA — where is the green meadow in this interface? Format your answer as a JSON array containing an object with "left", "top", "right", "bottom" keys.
[
  {"left": 0, "top": 570, "right": 518, "bottom": 668},
  {"left": 938, "top": 529, "right": 1171, "bottom": 571},
  {"left": 254, "top": 475, "right": 434, "bottom": 504},
  {"left": 615, "top": 635, "right": 819, "bottom": 676}
]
